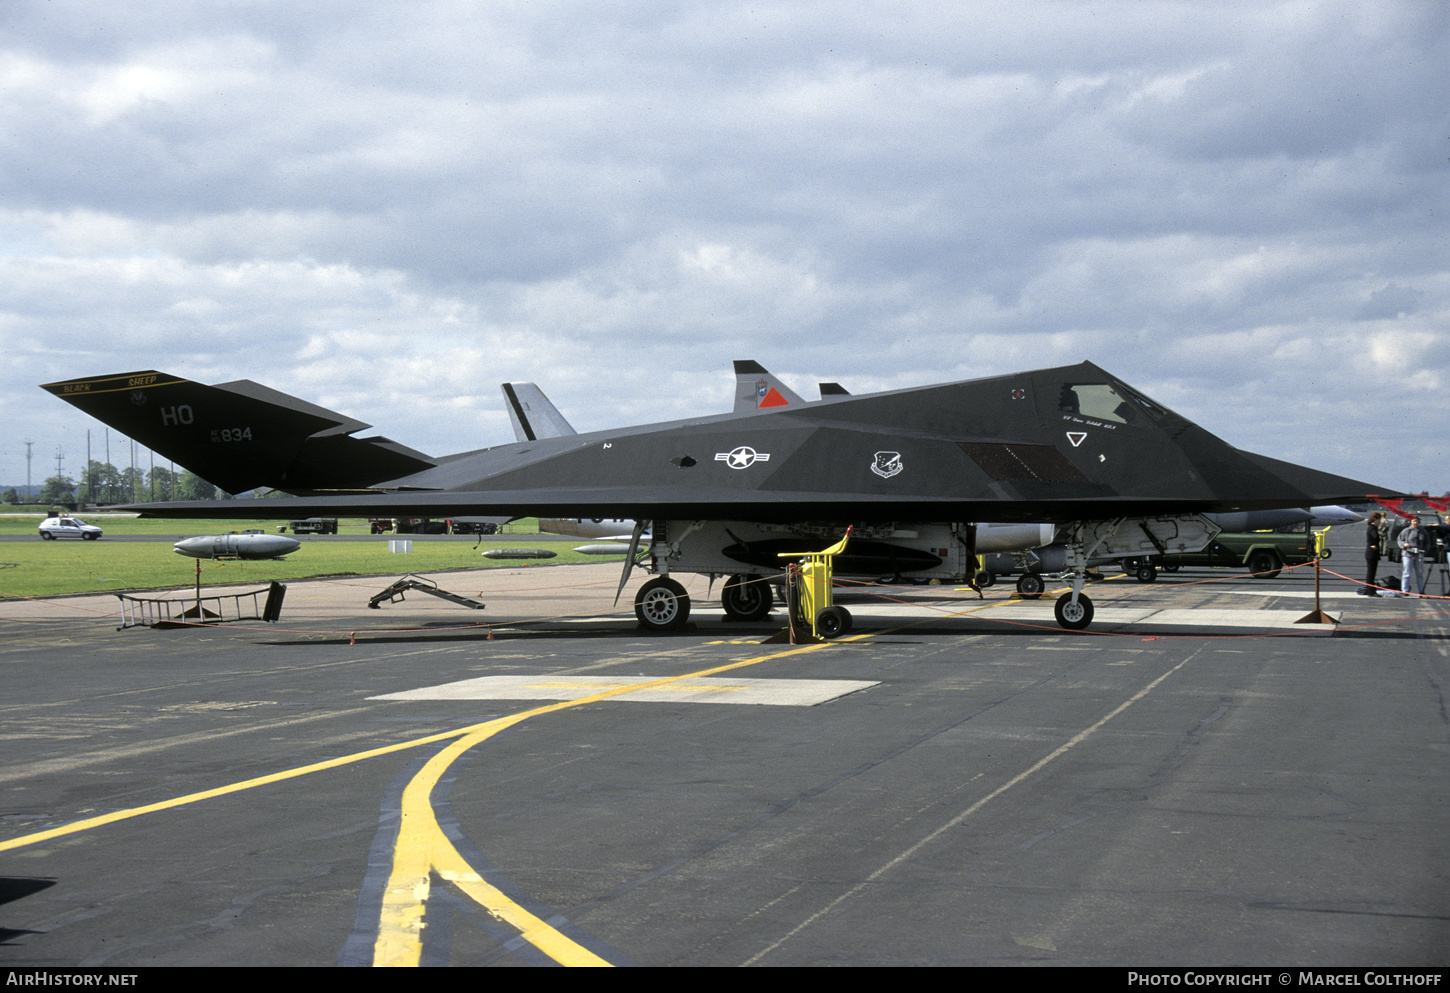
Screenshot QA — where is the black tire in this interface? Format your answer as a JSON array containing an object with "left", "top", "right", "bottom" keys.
[
  {"left": 814, "top": 605, "right": 852, "bottom": 639},
  {"left": 721, "top": 574, "right": 772, "bottom": 621},
  {"left": 1320, "top": 548, "right": 1331, "bottom": 560},
  {"left": 974, "top": 569, "right": 995, "bottom": 588},
  {"left": 1054, "top": 592, "right": 1094, "bottom": 630},
  {"left": 1248, "top": 552, "right": 1281, "bottom": 579},
  {"left": 1016, "top": 573, "right": 1044, "bottom": 599},
  {"left": 40, "top": 531, "right": 54, "bottom": 540},
  {"left": 1135, "top": 563, "right": 1157, "bottom": 583},
  {"left": 83, "top": 532, "right": 100, "bottom": 541},
  {"left": 634, "top": 577, "right": 691, "bottom": 632}
]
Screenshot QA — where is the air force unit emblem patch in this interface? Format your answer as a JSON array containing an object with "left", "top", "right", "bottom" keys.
[{"left": 871, "top": 451, "right": 903, "bottom": 478}]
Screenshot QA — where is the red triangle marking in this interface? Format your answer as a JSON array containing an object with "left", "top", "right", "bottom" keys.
[{"left": 758, "top": 387, "right": 791, "bottom": 408}]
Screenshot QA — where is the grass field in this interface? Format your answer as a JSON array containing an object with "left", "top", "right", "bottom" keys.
[{"left": 0, "top": 515, "right": 608, "bottom": 599}]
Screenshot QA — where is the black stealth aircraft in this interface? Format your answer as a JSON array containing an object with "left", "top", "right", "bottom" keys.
[{"left": 41, "top": 363, "right": 1388, "bottom": 630}]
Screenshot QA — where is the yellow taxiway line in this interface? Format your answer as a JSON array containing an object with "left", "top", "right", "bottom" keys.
[
  {"left": 371, "top": 639, "right": 842, "bottom": 967},
  {"left": 0, "top": 634, "right": 854, "bottom": 964},
  {"left": 0, "top": 596, "right": 1029, "bottom": 965}
]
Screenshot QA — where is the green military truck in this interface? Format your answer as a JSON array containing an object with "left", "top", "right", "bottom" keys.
[
  {"left": 288, "top": 517, "right": 338, "bottom": 534},
  {"left": 1146, "top": 530, "right": 1326, "bottom": 580}
]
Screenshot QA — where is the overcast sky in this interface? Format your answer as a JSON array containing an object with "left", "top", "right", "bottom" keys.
[{"left": 3, "top": 1, "right": 1446, "bottom": 496}]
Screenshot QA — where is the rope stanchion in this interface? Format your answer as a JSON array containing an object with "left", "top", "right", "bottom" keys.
[{"left": 1294, "top": 550, "right": 1337, "bottom": 626}]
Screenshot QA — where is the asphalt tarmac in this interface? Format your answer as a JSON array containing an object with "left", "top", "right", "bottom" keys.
[{"left": 2, "top": 526, "right": 1448, "bottom": 967}]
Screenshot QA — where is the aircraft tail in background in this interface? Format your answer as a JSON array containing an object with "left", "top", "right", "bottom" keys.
[
  {"left": 733, "top": 360, "right": 806, "bottom": 413},
  {"left": 502, "top": 382, "right": 578, "bottom": 442}
]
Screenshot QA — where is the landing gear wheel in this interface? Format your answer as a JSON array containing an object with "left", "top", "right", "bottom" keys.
[
  {"left": 1054, "top": 592, "right": 1094, "bottom": 630},
  {"left": 974, "top": 569, "right": 995, "bottom": 588},
  {"left": 1135, "top": 563, "right": 1157, "bottom": 583},
  {"left": 1248, "top": 552, "right": 1281, "bottom": 580},
  {"left": 1016, "top": 573, "right": 1044, "bottom": 599},
  {"left": 635, "top": 577, "right": 691, "bottom": 632},
  {"left": 721, "top": 574, "right": 772, "bottom": 621},
  {"left": 814, "top": 605, "right": 853, "bottom": 639}
]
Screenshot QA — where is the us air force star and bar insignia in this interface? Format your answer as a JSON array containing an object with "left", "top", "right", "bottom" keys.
[
  {"left": 716, "top": 446, "right": 770, "bottom": 469},
  {"left": 871, "top": 451, "right": 903, "bottom": 478}
]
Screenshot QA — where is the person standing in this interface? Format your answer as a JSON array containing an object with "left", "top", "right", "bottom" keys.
[
  {"left": 1399, "top": 514, "right": 1428, "bottom": 595},
  {"left": 1363, "top": 511, "right": 1387, "bottom": 594}
]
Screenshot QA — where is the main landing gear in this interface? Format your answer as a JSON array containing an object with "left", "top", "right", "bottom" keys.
[
  {"left": 721, "top": 574, "right": 773, "bottom": 621},
  {"left": 634, "top": 577, "right": 691, "bottom": 632}
]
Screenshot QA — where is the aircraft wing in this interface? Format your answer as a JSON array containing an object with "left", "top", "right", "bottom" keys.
[{"left": 43, "top": 362, "right": 1393, "bottom": 523}]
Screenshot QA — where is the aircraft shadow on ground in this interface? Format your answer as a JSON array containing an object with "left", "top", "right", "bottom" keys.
[
  {"left": 244, "top": 612, "right": 1450, "bottom": 646},
  {"left": 0, "top": 876, "right": 56, "bottom": 947}
]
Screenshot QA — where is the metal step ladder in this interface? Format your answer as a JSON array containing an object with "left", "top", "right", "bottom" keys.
[{"left": 367, "top": 574, "right": 486, "bottom": 610}]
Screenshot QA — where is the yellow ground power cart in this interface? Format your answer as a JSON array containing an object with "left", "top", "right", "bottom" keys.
[{"left": 779, "top": 528, "right": 853, "bottom": 640}]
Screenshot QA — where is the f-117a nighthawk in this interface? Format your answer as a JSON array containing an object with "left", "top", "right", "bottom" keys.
[{"left": 41, "top": 362, "right": 1388, "bottom": 631}]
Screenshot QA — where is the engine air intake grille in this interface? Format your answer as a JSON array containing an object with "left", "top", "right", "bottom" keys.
[{"left": 958, "top": 442, "right": 1091, "bottom": 483}]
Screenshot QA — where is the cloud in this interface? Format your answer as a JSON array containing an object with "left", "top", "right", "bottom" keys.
[{"left": 2, "top": 0, "right": 1447, "bottom": 493}]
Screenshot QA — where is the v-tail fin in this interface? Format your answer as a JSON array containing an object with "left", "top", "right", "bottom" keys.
[{"left": 40, "top": 371, "right": 436, "bottom": 495}]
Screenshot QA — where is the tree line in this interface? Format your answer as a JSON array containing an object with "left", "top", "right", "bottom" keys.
[{"left": 2, "top": 461, "right": 223, "bottom": 506}]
